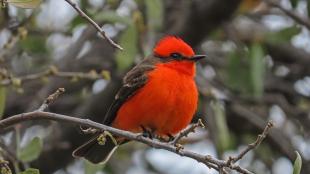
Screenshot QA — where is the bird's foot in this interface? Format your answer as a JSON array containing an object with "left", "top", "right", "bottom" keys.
[
  {"left": 139, "top": 125, "right": 155, "bottom": 139},
  {"left": 167, "top": 134, "right": 175, "bottom": 142},
  {"left": 157, "top": 134, "right": 175, "bottom": 142}
]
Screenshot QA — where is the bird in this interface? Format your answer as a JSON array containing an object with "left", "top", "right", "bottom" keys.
[{"left": 72, "top": 36, "right": 205, "bottom": 164}]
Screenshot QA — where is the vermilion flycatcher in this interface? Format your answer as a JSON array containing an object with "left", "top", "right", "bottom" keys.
[{"left": 73, "top": 36, "right": 205, "bottom": 163}]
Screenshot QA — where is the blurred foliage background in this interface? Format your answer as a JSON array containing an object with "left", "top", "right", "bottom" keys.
[{"left": 1, "top": 0, "right": 310, "bottom": 174}]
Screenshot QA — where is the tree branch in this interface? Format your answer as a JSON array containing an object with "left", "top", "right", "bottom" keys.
[
  {"left": 0, "top": 111, "right": 256, "bottom": 174},
  {"left": 37, "top": 88, "right": 65, "bottom": 111},
  {"left": 0, "top": 66, "right": 109, "bottom": 87},
  {"left": 264, "top": 0, "right": 310, "bottom": 30},
  {"left": 227, "top": 121, "right": 274, "bottom": 164},
  {"left": 63, "top": 0, "right": 123, "bottom": 50},
  {"left": 171, "top": 118, "right": 205, "bottom": 146}
]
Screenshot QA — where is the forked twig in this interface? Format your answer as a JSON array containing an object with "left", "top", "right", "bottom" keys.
[{"left": 64, "top": 0, "right": 123, "bottom": 50}]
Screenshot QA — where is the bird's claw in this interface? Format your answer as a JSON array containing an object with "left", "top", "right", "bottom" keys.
[
  {"left": 157, "top": 134, "right": 175, "bottom": 142},
  {"left": 167, "top": 134, "right": 175, "bottom": 142}
]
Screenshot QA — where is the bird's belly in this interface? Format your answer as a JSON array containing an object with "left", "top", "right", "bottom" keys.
[{"left": 112, "top": 67, "right": 198, "bottom": 136}]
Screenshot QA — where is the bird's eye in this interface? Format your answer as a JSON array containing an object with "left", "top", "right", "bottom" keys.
[{"left": 170, "top": 53, "right": 182, "bottom": 59}]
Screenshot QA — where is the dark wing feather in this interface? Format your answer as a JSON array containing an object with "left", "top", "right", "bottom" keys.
[{"left": 103, "top": 56, "right": 158, "bottom": 125}]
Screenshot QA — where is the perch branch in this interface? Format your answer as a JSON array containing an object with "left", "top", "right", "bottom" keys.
[{"left": 0, "top": 111, "right": 255, "bottom": 174}]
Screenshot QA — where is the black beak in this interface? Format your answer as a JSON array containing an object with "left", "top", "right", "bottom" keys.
[{"left": 190, "top": 55, "right": 206, "bottom": 61}]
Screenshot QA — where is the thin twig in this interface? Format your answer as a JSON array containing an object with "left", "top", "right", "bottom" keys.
[
  {"left": 264, "top": 0, "right": 310, "bottom": 30},
  {"left": 171, "top": 118, "right": 205, "bottom": 146},
  {"left": 0, "top": 139, "right": 25, "bottom": 172},
  {"left": 37, "top": 88, "right": 65, "bottom": 111},
  {"left": 228, "top": 120, "right": 274, "bottom": 164},
  {"left": 0, "top": 111, "right": 254, "bottom": 174},
  {"left": 0, "top": 67, "right": 109, "bottom": 87},
  {"left": 0, "top": 141, "right": 18, "bottom": 167},
  {"left": 63, "top": 0, "right": 123, "bottom": 50}
]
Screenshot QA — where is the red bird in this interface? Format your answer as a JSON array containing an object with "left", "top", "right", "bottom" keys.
[{"left": 73, "top": 36, "right": 205, "bottom": 163}]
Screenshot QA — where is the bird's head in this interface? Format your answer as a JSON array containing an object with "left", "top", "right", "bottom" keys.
[{"left": 153, "top": 36, "right": 205, "bottom": 62}]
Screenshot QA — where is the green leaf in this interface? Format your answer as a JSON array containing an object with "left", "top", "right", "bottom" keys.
[
  {"left": 290, "top": 0, "right": 299, "bottom": 8},
  {"left": 19, "top": 168, "right": 40, "bottom": 174},
  {"left": 145, "top": 0, "right": 163, "bottom": 30},
  {"left": 17, "top": 137, "right": 43, "bottom": 162},
  {"left": 19, "top": 35, "right": 47, "bottom": 54},
  {"left": 0, "top": 87, "right": 6, "bottom": 119},
  {"left": 293, "top": 151, "right": 302, "bottom": 174},
  {"left": 266, "top": 26, "right": 301, "bottom": 44},
  {"left": 250, "top": 43, "right": 265, "bottom": 98},
  {"left": 115, "top": 24, "right": 138, "bottom": 71},
  {"left": 212, "top": 101, "right": 232, "bottom": 154},
  {"left": 226, "top": 50, "right": 252, "bottom": 94},
  {"left": 70, "top": 16, "right": 86, "bottom": 30},
  {"left": 7, "top": 0, "right": 41, "bottom": 9},
  {"left": 226, "top": 45, "right": 265, "bottom": 98},
  {"left": 94, "top": 11, "right": 131, "bottom": 25},
  {"left": 84, "top": 160, "right": 105, "bottom": 174}
]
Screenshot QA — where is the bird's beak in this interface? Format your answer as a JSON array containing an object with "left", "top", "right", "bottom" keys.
[{"left": 190, "top": 55, "right": 206, "bottom": 61}]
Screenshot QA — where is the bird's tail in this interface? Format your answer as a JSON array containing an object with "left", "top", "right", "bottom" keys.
[{"left": 72, "top": 134, "right": 119, "bottom": 164}]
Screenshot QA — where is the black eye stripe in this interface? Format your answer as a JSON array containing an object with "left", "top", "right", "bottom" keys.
[
  {"left": 170, "top": 53, "right": 182, "bottom": 59},
  {"left": 154, "top": 53, "right": 190, "bottom": 62}
]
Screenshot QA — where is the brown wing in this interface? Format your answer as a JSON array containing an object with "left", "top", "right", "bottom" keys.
[{"left": 103, "top": 55, "right": 159, "bottom": 125}]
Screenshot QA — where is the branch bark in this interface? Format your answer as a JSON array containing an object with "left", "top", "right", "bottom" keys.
[
  {"left": 229, "top": 121, "right": 274, "bottom": 163},
  {"left": 0, "top": 67, "right": 108, "bottom": 87},
  {"left": 0, "top": 111, "right": 255, "bottom": 174},
  {"left": 171, "top": 118, "right": 205, "bottom": 146}
]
